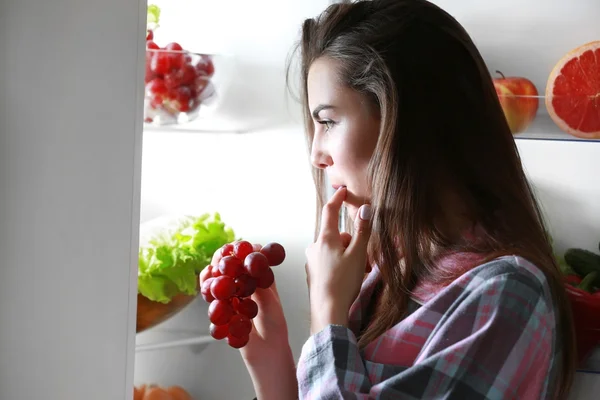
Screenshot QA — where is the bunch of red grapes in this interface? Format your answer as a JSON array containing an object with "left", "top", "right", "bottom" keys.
[
  {"left": 144, "top": 31, "right": 214, "bottom": 122},
  {"left": 201, "top": 241, "right": 286, "bottom": 349}
]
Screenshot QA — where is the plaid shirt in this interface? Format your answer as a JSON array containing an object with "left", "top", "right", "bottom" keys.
[{"left": 296, "top": 256, "right": 559, "bottom": 399}]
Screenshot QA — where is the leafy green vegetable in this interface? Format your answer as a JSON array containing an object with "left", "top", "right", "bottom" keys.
[
  {"left": 138, "top": 213, "right": 236, "bottom": 303},
  {"left": 147, "top": 4, "right": 161, "bottom": 30}
]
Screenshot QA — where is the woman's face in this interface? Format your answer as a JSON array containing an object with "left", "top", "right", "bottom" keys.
[{"left": 307, "top": 56, "right": 381, "bottom": 220}]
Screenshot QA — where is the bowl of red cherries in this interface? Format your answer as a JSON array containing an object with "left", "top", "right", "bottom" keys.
[{"left": 144, "top": 37, "right": 217, "bottom": 126}]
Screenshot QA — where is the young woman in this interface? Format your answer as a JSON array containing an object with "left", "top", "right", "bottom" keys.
[{"left": 201, "top": 0, "right": 577, "bottom": 398}]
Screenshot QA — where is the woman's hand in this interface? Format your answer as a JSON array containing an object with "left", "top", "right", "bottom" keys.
[
  {"left": 199, "top": 243, "right": 297, "bottom": 400},
  {"left": 305, "top": 186, "right": 373, "bottom": 335}
]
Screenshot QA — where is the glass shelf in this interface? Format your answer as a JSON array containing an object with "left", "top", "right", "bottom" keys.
[
  {"left": 579, "top": 347, "right": 600, "bottom": 374},
  {"left": 136, "top": 328, "right": 214, "bottom": 353},
  {"left": 512, "top": 114, "right": 600, "bottom": 143},
  {"left": 498, "top": 93, "right": 600, "bottom": 143}
]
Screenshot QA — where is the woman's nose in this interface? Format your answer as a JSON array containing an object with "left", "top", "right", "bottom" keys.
[{"left": 311, "top": 144, "right": 333, "bottom": 170}]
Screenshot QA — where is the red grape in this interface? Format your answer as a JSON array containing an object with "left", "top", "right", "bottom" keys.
[
  {"left": 146, "top": 30, "right": 154, "bottom": 41},
  {"left": 196, "top": 56, "right": 215, "bottom": 77},
  {"left": 235, "top": 298, "right": 258, "bottom": 319},
  {"left": 234, "top": 274, "right": 257, "bottom": 297},
  {"left": 165, "top": 42, "right": 183, "bottom": 52},
  {"left": 208, "top": 300, "right": 233, "bottom": 326},
  {"left": 201, "top": 277, "right": 215, "bottom": 303},
  {"left": 221, "top": 243, "right": 234, "bottom": 257},
  {"left": 146, "top": 79, "right": 167, "bottom": 96},
  {"left": 165, "top": 42, "right": 185, "bottom": 69},
  {"left": 146, "top": 41, "right": 159, "bottom": 50},
  {"left": 164, "top": 69, "right": 184, "bottom": 89},
  {"left": 226, "top": 333, "right": 249, "bottom": 349},
  {"left": 204, "top": 265, "right": 212, "bottom": 277},
  {"left": 260, "top": 242, "right": 286, "bottom": 266},
  {"left": 229, "top": 314, "right": 252, "bottom": 338},
  {"left": 233, "top": 240, "right": 253, "bottom": 260},
  {"left": 210, "top": 323, "right": 229, "bottom": 340},
  {"left": 210, "top": 275, "right": 236, "bottom": 300},
  {"left": 256, "top": 268, "right": 275, "bottom": 289},
  {"left": 180, "top": 64, "right": 196, "bottom": 86},
  {"left": 195, "top": 77, "right": 209, "bottom": 96},
  {"left": 252, "top": 243, "right": 262, "bottom": 252},
  {"left": 150, "top": 51, "right": 170, "bottom": 75},
  {"left": 212, "top": 267, "right": 222, "bottom": 278},
  {"left": 219, "top": 255, "right": 244, "bottom": 278},
  {"left": 173, "top": 86, "right": 192, "bottom": 112},
  {"left": 244, "top": 252, "right": 270, "bottom": 278}
]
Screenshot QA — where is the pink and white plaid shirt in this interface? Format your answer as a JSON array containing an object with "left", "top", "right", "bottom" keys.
[{"left": 296, "top": 255, "right": 559, "bottom": 399}]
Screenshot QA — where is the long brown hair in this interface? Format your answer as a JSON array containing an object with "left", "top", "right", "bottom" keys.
[{"left": 287, "top": 0, "right": 575, "bottom": 397}]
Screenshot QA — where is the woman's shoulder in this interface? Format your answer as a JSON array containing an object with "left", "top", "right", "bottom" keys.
[
  {"left": 410, "top": 255, "right": 554, "bottom": 308},
  {"left": 461, "top": 255, "right": 551, "bottom": 293},
  {"left": 440, "top": 255, "right": 556, "bottom": 313}
]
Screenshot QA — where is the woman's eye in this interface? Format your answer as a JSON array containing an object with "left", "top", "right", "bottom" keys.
[{"left": 318, "top": 120, "right": 334, "bottom": 131}]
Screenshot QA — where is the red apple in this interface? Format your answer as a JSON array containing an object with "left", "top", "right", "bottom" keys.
[{"left": 493, "top": 71, "right": 539, "bottom": 134}]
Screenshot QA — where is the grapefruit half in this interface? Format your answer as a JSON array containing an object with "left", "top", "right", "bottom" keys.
[{"left": 545, "top": 41, "right": 600, "bottom": 139}]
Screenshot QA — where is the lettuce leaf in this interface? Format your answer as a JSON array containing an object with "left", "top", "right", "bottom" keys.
[
  {"left": 147, "top": 4, "right": 161, "bottom": 31},
  {"left": 138, "top": 213, "right": 236, "bottom": 303}
]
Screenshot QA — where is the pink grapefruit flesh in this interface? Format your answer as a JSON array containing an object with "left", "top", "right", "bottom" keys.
[{"left": 546, "top": 41, "right": 600, "bottom": 139}]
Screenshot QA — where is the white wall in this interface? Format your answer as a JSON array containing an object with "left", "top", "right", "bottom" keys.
[
  {"left": 0, "top": 0, "right": 145, "bottom": 399},
  {"left": 135, "top": 0, "right": 600, "bottom": 398}
]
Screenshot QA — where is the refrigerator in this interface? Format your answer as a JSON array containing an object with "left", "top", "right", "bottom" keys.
[{"left": 1, "top": 0, "right": 598, "bottom": 399}]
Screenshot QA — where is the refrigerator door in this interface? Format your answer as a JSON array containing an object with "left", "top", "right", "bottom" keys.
[{"left": 0, "top": 0, "right": 145, "bottom": 399}]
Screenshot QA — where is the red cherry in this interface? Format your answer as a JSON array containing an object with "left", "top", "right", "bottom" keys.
[
  {"left": 146, "top": 30, "right": 154, "bottom": 41},
  {"left": 146, "top": 41, "right": 159, "bottom": 50}
]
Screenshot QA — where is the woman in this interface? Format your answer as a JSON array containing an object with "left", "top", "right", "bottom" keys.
[{"left": 202, "top": 0, "right": 577, "bottom": 398}]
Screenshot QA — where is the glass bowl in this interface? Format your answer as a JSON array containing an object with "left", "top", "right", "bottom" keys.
[{"left": 144, "top": 47, "right": 217, "bottom": 126}]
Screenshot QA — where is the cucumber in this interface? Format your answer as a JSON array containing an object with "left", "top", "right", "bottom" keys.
[
  {"left": 557, "top": 256, "right": 578, "bottom": 276},
  {"left": 578, "top": 271, "right": 600, "bottom": 293},
  {"left": 564, "top": 248, "right": 600, "bottom": 277}
]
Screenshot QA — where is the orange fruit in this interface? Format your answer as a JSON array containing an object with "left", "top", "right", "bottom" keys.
[
  {"left": 134, "top": 385, "right": 146, "bottom": 400},
  {"left": 166, "top": 386, "right": 193, "bottom": 400},
  {"left": 546, "top": 41, "right": 600, "bottom": 139},
  {"left": 143, "top": 386, "right": 171, "bottom": 400}
]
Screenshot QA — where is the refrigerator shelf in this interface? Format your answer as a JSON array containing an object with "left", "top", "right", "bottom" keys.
[
  {"left": 135, "top": 328, "right": 214, "bottom": 353},
  {"left": 578, "top": 346, "right": 600, "bottom": 374},
  {"left": 512, "top": 114, "right": 600, "bottom": 143}
]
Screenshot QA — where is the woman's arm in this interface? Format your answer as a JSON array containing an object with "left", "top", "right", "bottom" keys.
[
  {"left": 245, "top": 345, "right": 298, "bottom": 400},
  {"left": 297, "top": 271, "right": 557, "bottom": 399}
]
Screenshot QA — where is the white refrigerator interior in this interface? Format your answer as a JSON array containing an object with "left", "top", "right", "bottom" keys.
[{"left": 0, "top": 0, "right": 145, "bottom": 399}]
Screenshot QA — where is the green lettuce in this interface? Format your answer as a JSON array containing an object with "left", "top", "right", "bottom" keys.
[
  {"left": 147, "top": 4, "right": 161, "bottom": 31},
  {"left": 138, "top": 213, "right": 236, "bottom": 303}
]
